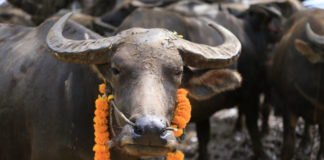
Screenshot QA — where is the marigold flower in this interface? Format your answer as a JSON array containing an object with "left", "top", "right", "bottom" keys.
[
  {"left": 93, "top": 144, "right": 109, "bottom": 152},
  {"left": 167, "top": 150, "right": 184, "bottom": 160},
  {"left": 95, "top": 135, "right": 109, "bottom": 144},
  {"left": 94, "top": 124, "right": 108, "bottom": 133},
  {"left": 177, "top": 88, "right": 188, "bottom": 95},
  {"left": 174, "top": 110, "right": 191, "bottom": 123},
  {"left": 99, "top": 83, "right": 106, "bottom": 94},
  {"left": 172, "top": 116, "right": 187, "bottom": 129},
  {"left": 95, "top": 110, "right": 109, "bottom": 117},
  {"left": 177, "top": 97, "right": 188, "bottom": 103},
  {"left": 95, "top": 96, "right": 108, "bottom": 110},
  {"left": 95, "top": 152, "right": 110, "bottom": 160},
  {"left": 93, "top": 117, "right": 108, "bottom": 125},
  {"left": 170, "top": 125, "right": 183, "bottom": 137}
]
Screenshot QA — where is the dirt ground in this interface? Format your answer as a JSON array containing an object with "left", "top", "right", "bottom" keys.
[{"left": 179, "top": 108, "right": 320, "bottom": 160}]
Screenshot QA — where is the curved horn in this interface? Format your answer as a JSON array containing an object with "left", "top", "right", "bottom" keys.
[
  {"left": 175, "top": 18, "right": 241, "bottom": 68},
  {"left": 46, "top": 12, "right": 123, "bottom": 64},
  {"left": 306, "top": 22, "right": 324, "bottom": 45}
]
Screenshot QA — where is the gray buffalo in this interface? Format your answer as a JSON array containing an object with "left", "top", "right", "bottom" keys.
[
  {"left": 271, "top": 9, "right": 324, "bottom": 160},
  {"left": 0, "top": 13, "right": 241, "bottom": 160},
  {"left": 116, "top": 2, "right": 283, "bottom": 159}
]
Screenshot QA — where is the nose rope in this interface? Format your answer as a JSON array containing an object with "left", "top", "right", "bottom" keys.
[
  {"left": 110, "top": 99, "right": 178, "bottom": 131},
  {"left": 110, "top": 100, "right": 136, "bottom": 127},
  {"left": 109, "top": 104, "right": 116, "bottom": 138}
]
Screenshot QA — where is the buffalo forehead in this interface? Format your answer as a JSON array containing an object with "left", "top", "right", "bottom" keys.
[
  {"left": 113, "top": 30, "right": 182, "bottom": 70},
  {"left": 119, "top": 28, "right": 177, "bottom": 47},
  {"left": 114, "top": 44, "right": 182, "bottom": 72}
]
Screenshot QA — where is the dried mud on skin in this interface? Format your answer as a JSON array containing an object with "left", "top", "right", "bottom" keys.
[{"left": 179, "top": 108, "right": 320, "bottom": 160}]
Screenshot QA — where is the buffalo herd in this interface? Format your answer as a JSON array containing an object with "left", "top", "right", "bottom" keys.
[{"left": 0, "top": 0, "right": 323, "bottom": 160}]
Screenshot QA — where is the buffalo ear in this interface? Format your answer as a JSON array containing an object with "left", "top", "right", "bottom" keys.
[
  {"left": 295, "top": 39, "right": 324, "bottom": 64},
  {"left": 183, "top": 69, "right": 242, "bottom": 101}
]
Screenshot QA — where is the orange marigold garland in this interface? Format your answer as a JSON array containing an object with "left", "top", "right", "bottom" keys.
[
  {"left": 93, "top": 83, "right": 113, "bottom": 160},
  {"left": 167, "top": 88, "right": 192, "bottom": 160},
  {"left": 93, "top": 83, "right": 191, "bottom": 160},
  {"left": 172, "top": 88, "right": 191, "bottom": 135}
]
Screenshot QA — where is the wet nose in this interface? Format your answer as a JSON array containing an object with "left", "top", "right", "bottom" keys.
[{"left": 132, "top": 116, "right": 168, "bottom": 145}]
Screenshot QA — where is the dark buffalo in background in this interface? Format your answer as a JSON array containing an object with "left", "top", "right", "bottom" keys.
[
  {"left": 98, "top": 0, "right": 180, "bottom": 34},
  {"left": 168, "top": 1, "right": 299, "bottom": 159},
  {"left": 0, "top": 4, "right": 34, "bottom": 26},
  {"left": 0, "top": 2, "right": 120, "bottom": 35},
  {"left": 4, "top": 0, "right": 179, "bottom": 25},
  {"left": 270, "top": 9, "right": 324, "bottom": 160},
  {"left": 6, "top": 0, "right": 116, "bottom": 24},
  {"left": 98, "top": 0, "right": 302, "bottom": 33}
]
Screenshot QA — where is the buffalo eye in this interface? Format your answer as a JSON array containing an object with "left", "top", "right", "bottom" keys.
[
  {"left": 174, "top": 70, "right": 183, "bottom": 77},
  {"left": 111, "top": 67, "right": 120, "bottom": 75},
  {"left": 175, "top": 70, "right": 183, "bottom": 76}
]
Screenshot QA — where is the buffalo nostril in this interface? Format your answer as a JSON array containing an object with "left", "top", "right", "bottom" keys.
[
  {"left": 131, "top": 116, "right": 172, "bottom": 146},
  {"left": 161, "top": 127, "right": 172, "bottom": 137},
  {"left": 133, "top": 125, "right": 143, "bottom": 135},
  {"left": 161, "top": 128, "right": 168, "bottom": 136}
]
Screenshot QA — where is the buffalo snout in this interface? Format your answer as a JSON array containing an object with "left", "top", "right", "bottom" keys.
[
  {"left": 119, "top": 116, "right": 177, "bottom": 156},
  {"left": 132, "top": 116, "right": 168, "bottom": 145}
]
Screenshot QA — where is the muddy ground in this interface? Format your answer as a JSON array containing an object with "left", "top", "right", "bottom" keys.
[{"left": 179, "top": 108, "right": 320, "bottom": 160}]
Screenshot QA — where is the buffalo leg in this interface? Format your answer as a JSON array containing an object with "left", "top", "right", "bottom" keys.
[
  {"left": 196, "top": 119, "right": 210, "bottom": 160},
  {"left": 318, "top": 123, "right": 324, "bottom": 160},
  {"left": 261, "top": 96, "right": 271, "bottom": 136},
  {"left": 241, "top": 99, "right": 265, "bottom": 159},
  {"left": 299, "top": 122, "right": 313, "bottom": 156},
  {"left": 234, "top": 108, "right": 244, "bottom": 132},
  {"left": 281, "top": 113, "right": 298, "bottom": 160}
]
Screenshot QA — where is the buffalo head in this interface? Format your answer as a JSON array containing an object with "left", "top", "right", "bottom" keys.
[
  {"left": 295, "top": 21, "right": 324, "bottom": 64},
  {"left": 46, "top": 13, "right": 241, "bottom": 157}
]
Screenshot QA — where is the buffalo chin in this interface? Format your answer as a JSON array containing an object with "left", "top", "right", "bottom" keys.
[{"left": 123, "top": 144, "right": 172, "bottom": 157}]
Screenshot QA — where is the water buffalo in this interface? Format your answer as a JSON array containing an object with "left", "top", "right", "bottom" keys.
[
  {"left": 0, "top": 12, "right": 241, "bottom": 160},
  {"left": 115, "top": 2, "right": 284, "bottom": 158},
  {"left": 271, "top": 9, "right": 324, "bottom": 160}
]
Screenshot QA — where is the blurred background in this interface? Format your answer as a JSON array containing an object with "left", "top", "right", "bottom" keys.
[{"left": 0, "top": 0, "right": 323, "bottom": 160}]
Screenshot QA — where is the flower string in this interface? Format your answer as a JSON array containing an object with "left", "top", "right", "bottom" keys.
[
  {"left": 93, "top": 83, "right": 113, "bottom": 160},
  {"left": 93, "top": 83, "right": 191, "bottom": 160},
  {"left": 167, "top": 88, "right": 191, "bottom": 160}
]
